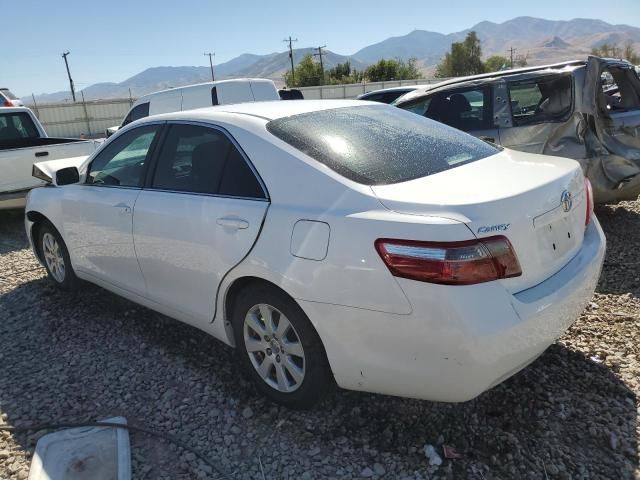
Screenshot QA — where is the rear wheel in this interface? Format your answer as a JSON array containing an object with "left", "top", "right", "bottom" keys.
[
  {"left": 232, "top": 283, "right": 331, "bottom": 408},
  {"left": 38, "top": 223, "right": 79, "bottom": 290}
]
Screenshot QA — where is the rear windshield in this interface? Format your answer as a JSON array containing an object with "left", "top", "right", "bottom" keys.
[
  {"left": 266, "top": 105, "right": 498, "bottom": 185},
  {"left": 0, "top": 89, "right": 17, "bottom": 100}
]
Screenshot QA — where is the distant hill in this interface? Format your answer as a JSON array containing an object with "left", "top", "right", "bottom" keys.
[{"left": 32, "top": 16, "right": 640, "bottom": 103}]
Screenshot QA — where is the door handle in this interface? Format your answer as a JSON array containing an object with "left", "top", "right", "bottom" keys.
[
  {"left": 216, "top": 217, "right": 249, "bottom": 230},
  {"left": 35, "top": 151, "right": 49, "bottom": 157},
  {"left": 113, "top": 203, "right": 132, "bottom": 215}
]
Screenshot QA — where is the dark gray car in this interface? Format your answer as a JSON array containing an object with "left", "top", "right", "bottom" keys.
[{"left": 394, "top": 57, "right": 640, "bottom": 204}]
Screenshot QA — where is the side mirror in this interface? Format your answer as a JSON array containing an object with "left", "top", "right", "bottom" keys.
[{"left": 56, "top": 167, "right": 80, "bottom": 186}]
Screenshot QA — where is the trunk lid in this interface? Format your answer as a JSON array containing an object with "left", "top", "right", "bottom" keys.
[{"left": 371, "top": 149, "right": 587, "bottom": 292}]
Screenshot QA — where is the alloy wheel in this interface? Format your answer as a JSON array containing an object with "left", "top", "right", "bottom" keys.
[
  {"left": 42, "top": 232, "right": 65, "bottom": 283},
  {"left": 243, "top": 303, "right": 306, "bottom": 392}
]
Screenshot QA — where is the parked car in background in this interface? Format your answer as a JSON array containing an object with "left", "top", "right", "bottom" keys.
[
  {"left": 278, "top": 88, "right": 304, "bottom": 100},
  {"left": 26, "top": 100, "right": 604, "bottom": 408},
  {"left": 357, "top": 86, "right": 423, "bottom": 104},
  {"left": 394, "top": 56, "right": 640, "bottom": 204},
  {"left": 106, "top": 78, "right": 280, "bottom": 137},
  {"left": 0, "top": 107, "right": 101, "bottom": 209},
  {"left": 1, "top": 88, "right": 24, "bottom": 107}
]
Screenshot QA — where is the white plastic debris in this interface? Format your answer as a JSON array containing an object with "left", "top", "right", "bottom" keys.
[
  {"left": 28, "top": 417, "right": 131, "bottom": 480},
  {"left": 423, "top": 444, "right": 443, "bottom": 466}
]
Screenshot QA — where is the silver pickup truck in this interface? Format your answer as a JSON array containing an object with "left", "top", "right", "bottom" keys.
[{"left": 0, "top": 107, "right": 102, "bottom": 209}]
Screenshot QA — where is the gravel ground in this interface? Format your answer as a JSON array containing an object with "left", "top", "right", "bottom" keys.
[{"left": 0, "top": 203, "right": 639, "bottom": 480}]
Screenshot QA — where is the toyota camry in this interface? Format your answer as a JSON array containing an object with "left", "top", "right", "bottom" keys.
[{"left": 25, "top": 100, "right": 605, "bottom": 408}]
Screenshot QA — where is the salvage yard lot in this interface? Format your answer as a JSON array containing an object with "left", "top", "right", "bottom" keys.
[{"left": 0, "top": 203, "right": 639, "bottom": 479}]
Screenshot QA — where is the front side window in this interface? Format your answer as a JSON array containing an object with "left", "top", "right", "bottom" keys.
[
  {"left": 87, "top": 125, "right": 159, "bottom": 187},
  {"left": 121, "top": 102, "right": 150, "bottom": 127},
  {"left": 151, "top": 124, "right": 265, "bottom": 198},
  {"left": 0, "top": 112, "right": 39, "bottom": 142},
  {"left": 508, "top": 75, "right": 572, "bottom": 125},
  {"left": 267, "top": 105, "right": 499, "bottom": 186}
]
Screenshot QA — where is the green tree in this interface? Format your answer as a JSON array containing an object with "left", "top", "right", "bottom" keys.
[
  {"left": 326, "top": 61, "right": 364, "bottom": 84},
  {"left": 364, "top": 58, "right": 420, "bottom": 82},
  {"left": 435, "top": 31, "right": 485, "bottom": 78},
  {"left": 591, "top": 42, "right": 640, "bottom": 64},
  {"left": 284, "top": 54, "right": 323, "bottom": 87},
  {"left": 623, "top": 43, "right": 640, "bottom": 64},
  {"left": 484, "top": 55, "right": 510, "bottom": 72}
]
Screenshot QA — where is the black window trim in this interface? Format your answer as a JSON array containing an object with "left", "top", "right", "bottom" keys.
[
  {"left": 142, "top": 120, "right": 270, "bottom": 202},
  {"left": 83, "top": 121, "right": 167, "bottom": 190}
]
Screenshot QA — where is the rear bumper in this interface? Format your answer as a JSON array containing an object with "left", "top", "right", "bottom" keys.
[{"left": 301, "top": 218, "right": 606, "bottom": 402}]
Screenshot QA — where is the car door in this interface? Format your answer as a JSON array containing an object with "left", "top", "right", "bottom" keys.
[
  {"left": 498, "top": 73, "right": 573, "bottom": 153},
  {"left": 60, "top": 123, "right": 162, "bottom": 295},
  {"left": 132, "top": 122, "right": 269, "bottom": 328}
]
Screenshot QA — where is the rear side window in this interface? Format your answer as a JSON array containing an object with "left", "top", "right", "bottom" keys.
[
  {"left": 508, "top": 75, "right": 572, "bottom": 125},
  {"left": 211, "top": 87, "right": 219, "bottom": 106},
  {"left": 151, "top": 124, "right": 265, "bottom": 198},
  {"left": 370, "top": 90, "right": 412, "bottom": 104},
  {"left": 267, "top": 105, "right": 498, "bottom": 186},
  {"left": 0, "top": 112, "right": 39, "bottom": 143},
  {"left": 397, "top": 95, "right": 432, "bottom": 116},
  {"left": 0, "top": 88, "right": 17, "bottom": 100},
  {"left": 121, "top": 102, "right": 150, "bottom": 127}
]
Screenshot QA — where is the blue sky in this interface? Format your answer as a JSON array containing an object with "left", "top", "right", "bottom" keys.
[{"left": 5, "top": 0, "right": 640, "bottom": 96}]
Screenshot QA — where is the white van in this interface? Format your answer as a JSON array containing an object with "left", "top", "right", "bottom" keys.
[{"left": 106, "top": 78, "right": 279, "bottom": 136}]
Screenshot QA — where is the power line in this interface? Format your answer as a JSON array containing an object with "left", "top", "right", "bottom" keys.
[
  {"left": 313, "top": 45, "right": 327, "bottom": 83},
  {"left": 283, "top": 36, "right": 298, "bottom": 86},
  {"left": 61, "top": 51, "right": 76, "bottom": 102},
  {"left": 203, "top": 52, "right": 215, "bottom": 81}
]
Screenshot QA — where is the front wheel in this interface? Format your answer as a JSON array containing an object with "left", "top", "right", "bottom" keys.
[
  {"left": 38, "top": 223, "right": 79, "bottom": 290},
  {"left": 232, "top": 284, "right": 332, "bottom": 408}
]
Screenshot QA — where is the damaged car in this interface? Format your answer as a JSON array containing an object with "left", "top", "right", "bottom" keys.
[{"left": 394, "top": 56, "right": 640, "bottom": 204}]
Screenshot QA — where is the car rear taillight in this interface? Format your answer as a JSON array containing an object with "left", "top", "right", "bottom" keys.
[
  {"left": 584, "top": 177, "right": 594, "bottom": 226},
  {"left": 3, "top": 100, "right": 11, "bottom": 107},
  {"left": 375, "top": 236, "right": 522, "bottom": 285}
]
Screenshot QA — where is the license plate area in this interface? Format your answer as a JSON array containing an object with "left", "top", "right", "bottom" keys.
[{"left": 536, "top": 216, "right": 577, "bottom": 258}]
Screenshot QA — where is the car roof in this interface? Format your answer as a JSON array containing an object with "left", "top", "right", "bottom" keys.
[
  {"left": 137, "top": 78, "right": 274, "bottom": 101},
  {"left": 150, "top": 99, "right": 375, "bottom": 123},
  {"left": 396, "top": 59, "right": 587, "bottom": 104},
  {"left": 0, "top": 106, "right": 31, "bottom": 113}
]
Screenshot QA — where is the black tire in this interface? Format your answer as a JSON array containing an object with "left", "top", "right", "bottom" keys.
[
  {"left": 232, "top": 283, "right": 332, "bottom": 409},
  {"left": 37, "top": 222, "right": 79, "bottom": 290}
]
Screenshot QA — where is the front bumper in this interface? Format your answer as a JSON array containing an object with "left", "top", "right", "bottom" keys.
[
  {"left": 300, "top": 218, "right": 606, "bottom": 402},
  {"left": 0, "top": 189, "right": 29, "bottom": 210}
]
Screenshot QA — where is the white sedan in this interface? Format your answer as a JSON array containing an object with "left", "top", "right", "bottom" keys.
[{"left": 25, "top": 100, "right": 605, "bottom": 408}]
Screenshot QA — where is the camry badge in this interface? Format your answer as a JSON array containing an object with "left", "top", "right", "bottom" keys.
[{"left": 561, "top": 190, "right": 573, "bottom": 212}]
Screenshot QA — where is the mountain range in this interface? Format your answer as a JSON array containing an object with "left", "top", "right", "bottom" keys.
[{"left": 33, "top": 16, "right": 640, "bottom": 103}]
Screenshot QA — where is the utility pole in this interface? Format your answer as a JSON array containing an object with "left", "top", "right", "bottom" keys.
[
  {"left": 203, "top": 52, "right": 215, "bottom": 81},
  {"left": 508, "top": 47, "right": 516, "bottom": 69},
  {"left": 61, "top": 51, "right": 76, "bottom": 102},
  {"left": 313, "top": 45, "right": 327, "bottom": 84},
  {"left": 283, "top": 36, "right": 298, "bottom": 86}
]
